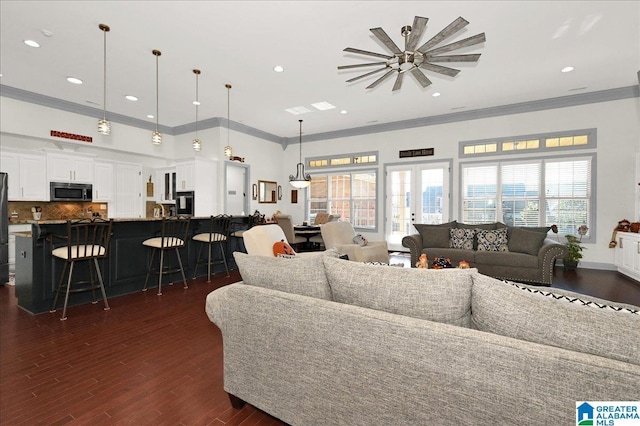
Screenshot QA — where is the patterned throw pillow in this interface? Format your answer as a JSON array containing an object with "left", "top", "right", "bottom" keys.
[
  {"left": 450, "top": 228, "right": 475, "bottom": 250},
  {"left": 476, "top": 228, "right": 509, "bottom": 251},
  {"left": 353, "top": 234, "right": 368, "bottom": 246}
]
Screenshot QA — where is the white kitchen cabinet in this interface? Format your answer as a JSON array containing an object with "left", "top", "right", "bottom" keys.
[
  {"left": 614, "top": 231, "right": 640, "bottom": 282},
  {"left": 175, "top": 161, "right": 195, "bottom": 191},
  {"left": 93, "top": 161, "right": 114, "bottom": 202},
  {"left": 0, "top": 150, "right": 47, "bottom": 201},
  {"left": 46, "top": 152, "right": 94, "bottom": 184},
  {"left": 111, "top": 163, "right": 143, "bottom": 218},
  {"left": 155, "top": 167, "right": 176, "bottom": 203}
]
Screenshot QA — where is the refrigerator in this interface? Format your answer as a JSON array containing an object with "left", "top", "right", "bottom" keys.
[{"left": 0, "top": 172, "right": 8, "bottom": 284}]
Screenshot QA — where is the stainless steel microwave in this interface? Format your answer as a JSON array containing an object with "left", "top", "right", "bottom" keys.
[{"left": 50, "top": 182, "right": 93, "bottom": 202}]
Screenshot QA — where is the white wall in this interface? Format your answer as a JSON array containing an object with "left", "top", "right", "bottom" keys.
[{"left": 2, "top": 94, "right": 639, "bottom": 268}]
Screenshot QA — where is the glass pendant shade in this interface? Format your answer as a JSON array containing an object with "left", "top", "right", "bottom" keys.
[
  {"left": 152, "top": 130, "right": 162, "bottom": 145},
  {"left": 151, "top": 49, "right": 162, "bottom": 145},
  {"left": 98, "top": 118, "right": 111, "bottom": 135},
  {"left": 192, "top": 138, "right": 201, "bottom": 151},
  {"left": 224, "top": 145, "right": 233, "bottom": 158},
  {"left": 289, "top": 119, "right": 311, "bottom": 188},
  {"left": 97, "top": 24, "right": 111, "bottom": 135}
]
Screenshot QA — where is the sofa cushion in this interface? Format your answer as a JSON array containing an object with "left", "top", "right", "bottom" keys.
[
  {"left": 323, "top": 256, "right": 473, "bottom": 327},
  {"left": 413, "top": 221, "right": 456, "bottom": 248},
  {"left": 470, "top": 272, "right": 640, "bottom": 366},
  {"left": 450, "top": 228, "right": 475, "bottom": 250},
  {"left": 508, "top": 227, "right": 548, "bottom": 255},
  {"left": 457, "top": 222, "right": 497, "bottom": 230},
  {"left": 234, "top": 250, "right": 338, "bottom": 300},
  {"left": 475, "top": 228, "right": 509, "bottom": 251}
]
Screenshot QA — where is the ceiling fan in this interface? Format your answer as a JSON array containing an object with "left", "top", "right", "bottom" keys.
[{"left": 338, "top": 16, "right": 486, "bottom": 91}]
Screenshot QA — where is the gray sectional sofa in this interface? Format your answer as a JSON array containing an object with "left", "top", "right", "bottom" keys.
[
  {"left": 402, "top": 221, "right": 567, "bottom": 284},
  {"left": 205, "top": 251, "right": 640, "bottom": 426}
]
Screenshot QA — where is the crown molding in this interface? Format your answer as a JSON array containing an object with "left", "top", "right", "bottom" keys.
[{"left": 2, "top": 84, "right": 638, "bottom": 148}]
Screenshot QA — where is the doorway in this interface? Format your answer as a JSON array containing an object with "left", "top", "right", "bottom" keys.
[
  {"left": 225, "top": 162, "right": 250, "bottom": 216},
  {"left": 385, "top": 161, "right": 452, "bottom": 251}
]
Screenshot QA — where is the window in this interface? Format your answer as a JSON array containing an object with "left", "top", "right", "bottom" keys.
[
  {"left": 309, "top": 170, "right": 377, "bottom": 230},
  {"left": 308, "top": 151, "right": 377, "bottom": 169},
  {"left": 461, "top": 156, "right": 593, "bottom": 239}
]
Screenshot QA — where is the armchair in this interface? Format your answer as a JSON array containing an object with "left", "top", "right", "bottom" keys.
[{"left": 320, "top": 221, "right": 389, "bottom": 263}]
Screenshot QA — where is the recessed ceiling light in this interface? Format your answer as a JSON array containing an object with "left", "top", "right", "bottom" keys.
[
  {"left": 562, "top": 66, "right": 574, "bottom": 73},
  {"left": 66, "top": 77, "right": 83, "bottom": 84},
  {"left": 340, "top": 110, "right": 348, "bottom": 114},
  {"left": 432, "top": 92, "right": 441, "bottom": 97},
  {"left": 147, "top": 114, "right": 154, "bottom": 119},
  {"left": 273, "top": 65, "right": 284, "bottom": 73},
  {"left": 451, "top": 106, "right": 466, "bottom": 110},
  {"left": 192, "top": 100, "right": 201, "bottom": 106},
  {"left": 125, "top": 95, "right": 138, "bottom": 101},
  {"left": 311, "top": 101, "right": 335, "bottom": 111},
  {"left": 41, "top": 29, "right": 54, "bottom": 37},
  {"left": 24, "top": 40, "right": 40, "bottom": 48},
  {"left": 285, "top": 106, "right": 311, "bottom": 115},
  {"left": 569, "top": 87, "right": 588, "bottom": 91}
]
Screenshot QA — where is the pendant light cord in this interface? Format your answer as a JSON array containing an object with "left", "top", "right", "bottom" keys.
[
  {"left": 195, "top": 71, "right": 199, "bottom": 137},
  {"left": 155, "top": 55, "right": 159, "bottom": 131},
  {"left": 102, "top": 28, "right": 107, "bottom": 120},
  {"left": 227, "top": 84, "right": 231, "bottom": 146},
  {"left": 299, "top": 120, "right": 303, "bottom": 164}
]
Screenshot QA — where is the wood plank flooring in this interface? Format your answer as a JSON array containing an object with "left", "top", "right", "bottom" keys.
[{"left": 1, "top": 263, "right": 638, "bottom": 425}]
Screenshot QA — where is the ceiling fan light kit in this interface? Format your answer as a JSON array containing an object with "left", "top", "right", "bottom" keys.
[{"left": 339, "top": 15, "right": 486, "bottom": 91}]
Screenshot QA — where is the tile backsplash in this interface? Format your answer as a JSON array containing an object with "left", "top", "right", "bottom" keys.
[{"left": 8, "top": 201, "right": 108, "bottom": 222}]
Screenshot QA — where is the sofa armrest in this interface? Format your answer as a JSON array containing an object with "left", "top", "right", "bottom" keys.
[
  {"left": 537, "top": 238, "right": 568, "bottom": 284},
  {"left": 402, "top": 234, "right": 423, "bottom": 268}
]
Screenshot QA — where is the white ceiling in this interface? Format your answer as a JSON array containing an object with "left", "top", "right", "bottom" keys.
[{"left": 1, "top": 1, "right": 638, "bottom": 139}]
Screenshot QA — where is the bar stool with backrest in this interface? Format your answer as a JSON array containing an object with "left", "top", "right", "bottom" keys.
[
  {"left": 192, "top": 214, "right": 231, "bottom": 282},
  {"left": 143, "top": 216, "right": 191, "bottom": 295},
  {"left": 49, "top": 218, "right": 113, "bottom": 321}
]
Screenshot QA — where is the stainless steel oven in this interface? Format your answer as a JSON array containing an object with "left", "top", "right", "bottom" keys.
[{"left": 175, "top": 191, "right": 194, "bottom": 216}]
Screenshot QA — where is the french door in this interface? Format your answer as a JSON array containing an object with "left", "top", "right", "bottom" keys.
[{"left": 385, "top": 162, "right": 450, "bottom": 251}]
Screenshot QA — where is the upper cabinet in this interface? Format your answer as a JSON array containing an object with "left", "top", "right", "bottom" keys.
[
  {"left": 93, "top": 161, "right": 114, "bottom": 202},
  {"left": 46, "top": 152, "right": 94, "bottom": 184},
  {"left": 175, "top": 160, "right": 196, "bottom": 192},
  {"left": 0, "top": 150, "right": 47, "bottom": 201},
  {"left": 155, "top": 167, "right": 176, "bottom": 203}
]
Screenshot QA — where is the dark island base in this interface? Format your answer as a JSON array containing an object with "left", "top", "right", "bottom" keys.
[{"left": 14, "top": 217, "right": 248, "bottom": 315}]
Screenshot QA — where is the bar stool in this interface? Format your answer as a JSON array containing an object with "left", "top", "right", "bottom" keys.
[
  {"left": 49, "top": 218, "right": 113, "bottom": 321},
  {"left": 192, "top": 214, "right": 231, "bottom": 282},
  {"left": 143, "top": 216, "right": 190, "bottom": 295}
]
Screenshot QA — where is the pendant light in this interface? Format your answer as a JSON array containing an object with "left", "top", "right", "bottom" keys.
[
  {"left": 151, "top": 49, "right": 162, "bottom": 145},
  {"left": 97, "top": 24, "right": 111, "bottom": 135},
  {"left": 289, "top": 119, "right": 311, "bottom": 188},
  {"left": 192, "top": 69, "right": 201, "bottom": 152},
  {"left": 223, "top": 83, "right": 233, "bottom": 158}
]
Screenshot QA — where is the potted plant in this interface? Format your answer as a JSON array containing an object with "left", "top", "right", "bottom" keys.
[{"left": 563, "top": 225, "right": 588, "bottom": 270}]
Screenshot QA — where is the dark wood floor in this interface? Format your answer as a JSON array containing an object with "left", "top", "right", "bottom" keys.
[{"left": 1, "top": 264, "right": 638, "bottom": 425}]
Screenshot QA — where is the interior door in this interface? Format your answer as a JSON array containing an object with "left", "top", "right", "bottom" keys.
[
  {"left": 386, "top": 162, "right": 450, "bottom": 251},
  {"left": 225, "top": 163, "right": 248, "bottom": 215}
]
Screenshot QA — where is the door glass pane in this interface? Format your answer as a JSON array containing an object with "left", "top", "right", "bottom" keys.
[
  {"left": 389, "top": 170, "right": 411, "bottom": 241},
  {"left": 420, "top": 169, "right": 444, "bottom": 224}
]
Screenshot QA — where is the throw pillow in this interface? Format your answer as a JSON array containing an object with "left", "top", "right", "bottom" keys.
[
  {"left": 413, "top": 221, "right": 457, "bottom": 248},
  {"left": 234, "top": 251, "right": 337, "bottom": 300},
  {"left": 507, "top": 227, "right": 547, "bottom": 255},
  {"left": 470, "top": 272, "right": 640, "bottom": 366},
  {"left": 353, "top": 234, "right": 368, "bottom": 246},
  {"left": 475, "top": 228, "right": 509, "bottom": 252},
  {"left": 323, "top": 256, "right": 474, "bottom": 327},
  {"left": 449, "top": 228, "right": 475, "bottom": 250},
  {"left": 273, "top": 239, "right": 295, "bottom": 257}
]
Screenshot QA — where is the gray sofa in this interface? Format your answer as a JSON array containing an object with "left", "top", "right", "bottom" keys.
[
  {"left": 205, "top": 251, "right": 640, "bottom": 426},
  {"left": 402, "top": 221, "right": 567, "bottom": 285}
]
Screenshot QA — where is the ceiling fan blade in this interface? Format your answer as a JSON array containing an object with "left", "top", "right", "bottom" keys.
[
  {"left": 370, "top": 27, "right": 403, "bottom": 55},
  {"left": 366, "top": 69, "right": 396, "bottom": 89},
  {"left": 423, "top": 33, "right": 486, "bottom": 56},
  {"left": 410, "top": 67, "right": 432, "bottom": 88},
  {"left": 343, "top": 47, "right": 394, "bottom": 59},
  {"left": 426, "top": 54, "right": 481, "bottom": 63},
  {"left": 337, "top": 61, "right": 388, "bottom": 70},
  {"left": 392, "top": 72, "right": 404, "bottom": 91},
  {"left": 417, "top": 16, "right": 469, "bottom": 53},
  {"left": 420, "top": 62, "right": 460, "bottom": 77},
  {"left": 406, "top": 16, "right": 429, "bottom": 52},
  {"left": 346, "top": 67, "right": 389, "bottom": 83}
]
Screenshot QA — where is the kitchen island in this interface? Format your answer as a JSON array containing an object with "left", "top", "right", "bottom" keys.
[{"left": 14, "top": 216, "right": 249, "bottom": 315}]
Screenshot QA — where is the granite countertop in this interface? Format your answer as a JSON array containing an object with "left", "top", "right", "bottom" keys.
[{"left": 10, "top": 216, "right": 245, "bottom": 225}]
